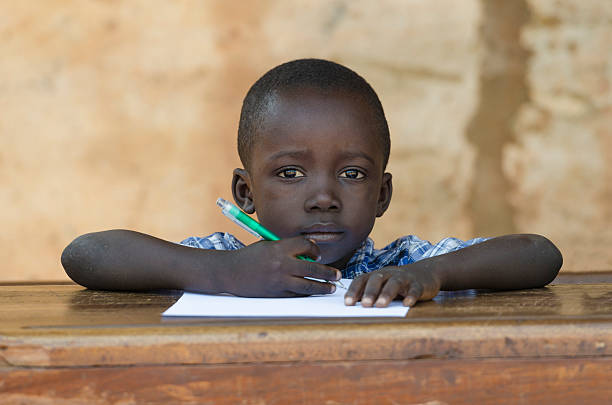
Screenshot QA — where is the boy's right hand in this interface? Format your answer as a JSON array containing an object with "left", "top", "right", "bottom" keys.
[{"left": 222, "top": 236, "right": 341, "bottom": 297}]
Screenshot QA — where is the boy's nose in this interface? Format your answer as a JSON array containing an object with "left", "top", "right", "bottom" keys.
[{"left": 304, "top": 189, "right": 341, "bottom": 212}]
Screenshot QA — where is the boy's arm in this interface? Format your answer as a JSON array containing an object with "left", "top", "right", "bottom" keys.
[
  {"left": 345, "top": 234, "right": 563, "bottom": 307},
  {"left": 61, "top": 229, "right": 340, "bottom": 296}
]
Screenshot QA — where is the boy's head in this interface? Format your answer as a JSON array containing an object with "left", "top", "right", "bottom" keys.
[
  {"left": 238, "top": 59, "right": 390, "bottom": 171},
  {"left": 232, "top": 59, "right": 393, "bottom": 269}
]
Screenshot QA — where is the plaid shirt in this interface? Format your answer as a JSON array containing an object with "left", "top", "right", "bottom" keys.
[{"left": 180, "top": 233, "right": 489, "bottom": 279}]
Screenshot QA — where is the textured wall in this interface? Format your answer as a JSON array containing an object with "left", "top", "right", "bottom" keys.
[
  {"left": 509, "top": 0, "right": 612, "bottom": 271},
  {"left": 1, "top": 0, "right": 610, "bottom": 281}
]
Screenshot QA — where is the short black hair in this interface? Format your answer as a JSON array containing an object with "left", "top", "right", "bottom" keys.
[{"left": 237, "top": 58, "right": 390, "bottom": 170}]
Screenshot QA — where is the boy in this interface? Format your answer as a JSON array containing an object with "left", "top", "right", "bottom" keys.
[{"left": 61, "top": 59, "right": 563, "bottom": 308}]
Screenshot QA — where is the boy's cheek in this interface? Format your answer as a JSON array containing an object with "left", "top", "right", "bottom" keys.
[{"left": 258, "top": 217, "right": 300, "bottom": 239}]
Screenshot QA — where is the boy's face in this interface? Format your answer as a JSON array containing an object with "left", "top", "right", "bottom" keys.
[{"left": 233, "top": 88, "right": 392, "bottom": 269}]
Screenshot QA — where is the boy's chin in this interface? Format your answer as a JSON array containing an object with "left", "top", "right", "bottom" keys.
[{"left": 319, "top": 249, "right": 354, "bottom": 270}]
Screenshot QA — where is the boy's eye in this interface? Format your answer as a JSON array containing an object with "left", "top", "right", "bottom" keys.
[
  {"left": 278, "top": 168, "right": 305, "bottom": 178},
  {"left": 339, "top": 169, "right": 365, "bottom": 179}
]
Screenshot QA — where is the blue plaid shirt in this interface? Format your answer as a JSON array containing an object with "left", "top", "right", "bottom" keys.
[{"left": 180, "top": 233, "right": 489, "bottom": 279}]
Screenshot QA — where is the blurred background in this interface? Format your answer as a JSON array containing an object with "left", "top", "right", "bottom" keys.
[{"left": 1, "top": 0, "right": 610, "bottom": 281}]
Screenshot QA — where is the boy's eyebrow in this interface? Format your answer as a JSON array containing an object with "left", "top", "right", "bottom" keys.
[
  {"left": 267, "top": 149, "right": 310, "bottom": 161},
  {"left": 339, "top": 151, "right": 376, "bottom": 165},
  {"left": 266, "top": 150, "right": 377, "bottom": 165}
]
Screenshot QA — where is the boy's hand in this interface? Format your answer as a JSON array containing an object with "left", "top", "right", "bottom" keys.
[
  {"left": 344, "top": 265, "right": 441, "bottom": 307},
  {"left": 224, "top": 236, "right": 341, "bottom": 298}
]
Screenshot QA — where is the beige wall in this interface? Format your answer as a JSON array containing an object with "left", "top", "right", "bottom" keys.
[{"left": 1, "top": 0, "right": 610, "bottom": 281}]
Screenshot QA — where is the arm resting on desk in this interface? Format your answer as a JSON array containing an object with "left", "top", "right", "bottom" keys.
[
  {"left": 61, "top": 230, "right": 340, "bottom": 296},
  {"left": 432, "top": 233, "right": 562, "bottom": 290},
  {"left": 346, "top": 234, "right": 563, "bottom": 307},
  {"left": 61, "top": 230, "right": 232, "bottom": 292}
]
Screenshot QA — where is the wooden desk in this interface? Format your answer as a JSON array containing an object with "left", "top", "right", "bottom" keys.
[{"left": 1, "top": 276, "right": 611, "bottom": 404}]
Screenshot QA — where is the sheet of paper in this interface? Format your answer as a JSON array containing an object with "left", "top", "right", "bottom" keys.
[{"left": 162, "top": 279, "right": 409, "bottom": 318}]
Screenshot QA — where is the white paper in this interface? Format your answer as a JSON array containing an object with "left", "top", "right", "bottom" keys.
[{"left": 162, "top": 279, "right": 409, "bottom": 318}]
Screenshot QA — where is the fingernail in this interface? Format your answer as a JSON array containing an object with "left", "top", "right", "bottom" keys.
[
  {"left": 335, "top": 271, "right": 341, "bottom": 280},
  {"left": 344, "top": 297, "right": 353, "bottom": 306},
  {"left": 330, "top": 285, "right": 336, "bottom": 293},
  {"left": 375, "top": 297, "right": 386, "bottom": 307},
  {"left": 362, "top": 297, "right": 372, "bottom": 306}
]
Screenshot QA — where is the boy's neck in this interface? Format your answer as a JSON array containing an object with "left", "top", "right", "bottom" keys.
[{"left": 328, "top": 249, "right": 358, "bottom": 270}]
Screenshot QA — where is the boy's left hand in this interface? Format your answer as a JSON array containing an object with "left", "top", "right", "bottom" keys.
[{"left": 344, "top": 265, "right": 441, "bottom": 307}]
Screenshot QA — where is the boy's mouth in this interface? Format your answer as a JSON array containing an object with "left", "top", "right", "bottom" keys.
[
  {"left": 301, "top": 224, "right": 344, "bottom": 243},
  {"left": 303, "top": 232, "right": 344, "bottom": 243}
]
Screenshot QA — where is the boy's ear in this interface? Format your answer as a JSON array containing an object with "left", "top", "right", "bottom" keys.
[
  {"left": 376, "top": 172, "right": 393, "bottom": 217},
  {"left": 232, "top": 168, "right": 255, "bottom": 214}
]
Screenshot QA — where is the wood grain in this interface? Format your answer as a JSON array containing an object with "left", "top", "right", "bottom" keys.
[{"left": 2, "top": 358, "right": 611, "bottom": 404}]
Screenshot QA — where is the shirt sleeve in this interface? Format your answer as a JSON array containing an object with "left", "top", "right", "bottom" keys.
[
  {"left": 179, "top": 232, "right": 246, "bottom": 250},
  {"left": 414, "top": 236, "right": 490, "bottom": 261}
]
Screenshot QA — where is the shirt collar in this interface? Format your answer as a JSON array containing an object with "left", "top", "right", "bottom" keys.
[{"left": 345, "top": 237, "right": 375, "bottom": 269}]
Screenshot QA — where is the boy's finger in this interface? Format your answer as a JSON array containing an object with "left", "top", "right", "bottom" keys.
[
  {"left": 344, "top": 276, "right": 366, "bottom": 306},
  {"left": 361, "top": 272, "right": 387, "bottom": 307},
  {"left": 294, "top": 260, "right": 341, "bottom": 282},
  {"left": 374, "top": 278, "right": 402, "bottom": 307},
  {"left": 402, "top": 283, "right": 424, "bottom": 307},
  {"left": 283, "top": 236, "right": 321, "bottom": 261},
  {"left": 289, "top": 277, "right": 336, "bottom": 296}
]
